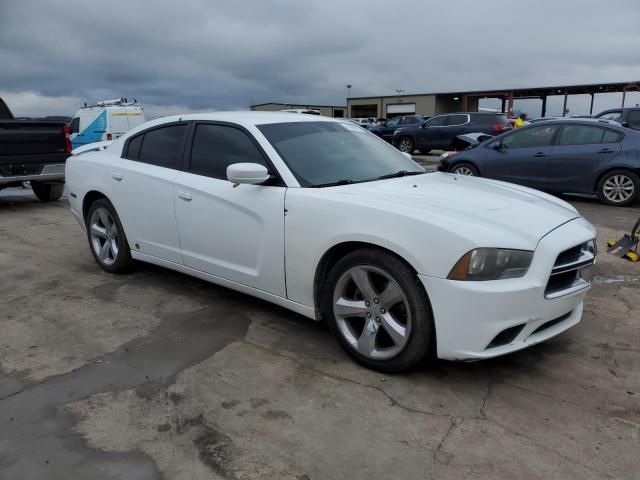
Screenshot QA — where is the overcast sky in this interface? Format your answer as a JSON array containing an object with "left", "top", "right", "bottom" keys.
[{"left": 1, "top": 0, "right": 639, "bottom": 118}]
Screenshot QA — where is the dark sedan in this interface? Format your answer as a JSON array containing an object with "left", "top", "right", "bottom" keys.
[
  {"left": 439, "top": 119, "right": 640, "bottom": 206},
  {"left": 368, "top": 115, "right": 425, "bottom": 143}
]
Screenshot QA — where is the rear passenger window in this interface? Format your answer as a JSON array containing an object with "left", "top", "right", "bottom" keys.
[
  {"left": 558, "top": 125, "right": 605, "bottom": 145},
  {"left": 602, "top": 129, "right": 623, "bottom": 143},
  {"left": 627, "top": 110, "right": 640, "bottom": 126},
  {"left": 138, "top": 124, "right": 187, "bottom": 169},
  {"left": 447, "top": 115, "right": 468, "bottom": 126},
  {"left": 124, "top": 133, "right": 143, "bottom": 160},
  {"left": 189, "top": 124, "right": 268, "bottom": 180}
]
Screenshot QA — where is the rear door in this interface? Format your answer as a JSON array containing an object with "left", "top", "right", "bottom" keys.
[
  {"left": 414, "top": 115, "right": 448, "bottom": 150},
  {"left": 483, "top": 124, "right": 559, "bottom": 190},
  {"left": 108, "top": 108, "right": 130, "bottom": 139},
  {"left": 548, "top": 124, "right": 622, "bottom": 193},
  {"left": 173, "top": 122, "right": 287, "bottom": 296},
  {"left": 439, "top": 114, "right": 470, "bottom": 149},
  {"left": 111, "top": 123, "right": 187, "bottom": 264}
]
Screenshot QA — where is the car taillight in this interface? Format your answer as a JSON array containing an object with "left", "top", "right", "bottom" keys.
[
  {"left": 492, "top": 124, "right": 506, "bottom": 132},
  {"left": 63, "top": 125, "right": 72, "bottom": 154},
  {"left": 106, "top": 133, "right": 113, "bottom": 140}
]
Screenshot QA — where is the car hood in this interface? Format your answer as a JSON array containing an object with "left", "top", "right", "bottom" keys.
[{"left": 335, "top": 172, "right": 581, "bottom": 249}]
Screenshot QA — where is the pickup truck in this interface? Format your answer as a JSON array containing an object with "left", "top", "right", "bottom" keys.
[
  {"left": 594, "top": 107, "right": 640, "bottom": 130},
  {"left": 0, "top": 97, "right": 71, "bottom": 201}
]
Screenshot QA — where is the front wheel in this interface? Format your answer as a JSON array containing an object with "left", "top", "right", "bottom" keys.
[
  {"left": 450, "top": 162, "right": 479, "bottom": 176},
  {"left": 324, "top": 249, "right": 434, "bottom": 372},
  {"left": 397, "top": 137, "right": 415, "bottom": 154},
  {"left": 32, "top": 182, "right": 64, "bottom": 201},
  {"left": 86, "top": 198, "right": 134, "bottom": 273},
  {"left": 597, "top": 170, "right": 639, "bottom": 206}
]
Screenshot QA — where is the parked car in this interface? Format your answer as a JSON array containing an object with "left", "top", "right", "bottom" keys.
[
  {"left": 66, "top": 112, "right": 596, "bottom": 372},
  {"left": 70, "top": 98, "right": 146, "bottom": 149},
  {"left": 392, "top": 112, "right": 510, "bottom": 154},
  {"left": 439, "top": 118, "right": 640, "bottom": 206},
  {"left": 350, "top": 117, "right": 375, "bottom": 127},
  {"left": 368, "top": 115, "right": 425, "bottom": 142},
  {"left": 0, "top": 97, "right": 70, "bottom": 201},
  {"left": 594, "top": 107, "right": 640, "bottom": 130}
]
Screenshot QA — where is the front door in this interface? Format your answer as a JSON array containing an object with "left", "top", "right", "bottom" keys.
[
  {"left": 173, "top": 122, "right": 287, "bottom": 296},
  {"left": 483, "top": 124, "right": 559, "bottom": 190}
]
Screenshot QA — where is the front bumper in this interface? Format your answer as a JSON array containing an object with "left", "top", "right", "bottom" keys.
[{"left": 421, "top": 217, "right": 596, "bottom": 360}]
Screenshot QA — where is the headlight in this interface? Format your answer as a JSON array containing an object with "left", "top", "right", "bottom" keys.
[{"left": 448, "top": 248, "right": 533, "bottom": 281}]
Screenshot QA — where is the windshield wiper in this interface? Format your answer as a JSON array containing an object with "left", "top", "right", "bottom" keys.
[
  {"left": 311, "top": 179, "right": 355, "bottom": 188},
  {"left": 375, "top": 170, "right": 425, "bottom": 180}
]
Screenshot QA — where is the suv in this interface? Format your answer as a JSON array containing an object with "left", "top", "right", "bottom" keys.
[
  {"left": 368, "top": 115, "right": 425, "bottom": 142},
  {"left": 594, "top": 108, "right": 640, "bottom": 130},
  {"left": 392, "top": 112, "right": 510, "bottom": 154}
]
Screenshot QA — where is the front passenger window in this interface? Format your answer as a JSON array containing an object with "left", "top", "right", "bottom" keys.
[
  {"left": 501, "top": 125, "right": 557, "bottom": 149},
  {"left": 189, "top": 124, "right": 268, "bottom": 180}
]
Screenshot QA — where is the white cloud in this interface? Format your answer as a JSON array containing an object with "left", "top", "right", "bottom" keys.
[{"left": 0, "top": 90, "right": 81, "bottom": 117}]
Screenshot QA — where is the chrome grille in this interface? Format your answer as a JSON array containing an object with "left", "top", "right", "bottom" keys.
[{"left": 545, "top": 240, "right": 596, "bottom": 299}]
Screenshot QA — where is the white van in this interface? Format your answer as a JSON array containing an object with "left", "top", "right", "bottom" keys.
[{"left": 70, "top": 98, "right": 145, "bottom": 149}]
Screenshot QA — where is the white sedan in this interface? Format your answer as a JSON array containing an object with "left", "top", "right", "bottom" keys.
[{"left": 66, "top": 112, "right": 597, "bottom": 372}]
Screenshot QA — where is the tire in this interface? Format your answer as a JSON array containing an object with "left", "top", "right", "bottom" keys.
[
  {"left": 597, "top": 169, "right": 639, "bottom": 206},
  {"left": 397, "top": 137, "right": 415, "bottom": 154},
  {"left": 32, "top": 182, "right": 64, "bottom": 201},
  {"left": 323, "top": 248, "right": 435, "bottom": 372},
  {"left": 85, "top": 198, "right": 134, "bottom": 273},
  {"left": 450, "top": 162, "right": 479, "bottom": 176},
  {"left": 419, "top": 149, "right": 431, "bottom": 155}
]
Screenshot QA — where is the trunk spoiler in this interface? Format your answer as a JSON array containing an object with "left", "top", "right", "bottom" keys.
[{"left": 71, "top": 140, "right": 114, "bottom": 156}]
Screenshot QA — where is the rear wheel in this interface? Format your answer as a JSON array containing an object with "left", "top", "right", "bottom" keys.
[
  {"left": 86, "top": 198, "right": 134, "bottom": 273},
  {"left": 32, "top": 182, "right": 64, "bottom": 201},
  {"left": 323, "top": 248, "right": 434, "bottom": 372},
  {"left": 450, "top": 162, "right": 479, "bottom": 176},
  {"left": 597, "top": 170, "right": 639, "bottom": 206},
  {"left": 397, "top": 137, "right": 415, "bottom": 154}
]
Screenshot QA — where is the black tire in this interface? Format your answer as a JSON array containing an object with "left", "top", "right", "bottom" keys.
[
  {"left": 397, "top": 136, "right": 415, "bottom": 154},
  {"left": 85, "top": 198, "right": 134, "bottom": 273},
  {"left": 32, "top": 182, "right": 64, "bottom": 201},
  {"left": 450, "top": 162, "right": 479, "bottom": 176},
  {"left": 597, "top": 169, "right": 639, "bottom": 206},
  {"left": 419, "top": 149, "right": 431, "bottom": 155},
  {"left": 323, "top": 248, "right": 435, "bottom": 373}
]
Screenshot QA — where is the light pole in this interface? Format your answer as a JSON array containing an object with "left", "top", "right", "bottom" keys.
[{"left": 346, "top": 84, "right": 352, "bottom": 99}]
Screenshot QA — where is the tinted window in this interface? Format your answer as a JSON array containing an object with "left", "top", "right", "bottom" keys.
[
  {"left": 472, "top": 113, "right": 509, "bottom": 125},
  {"left": 258, "top": 121, "right": 423, "bottom": 187},
  {"left": 597, "top": 111, "right": 622, "bottom": 121},
  {"left": 385, "top": 117, "right": 400, "bottom": 127},
  {"left": 138, "top": 125, "right": 187, "bottom": 169},
  {"left": 189, "top": 124, "right": 267, "bottom": 180},
  {"left": 627, "top": 110, "right": 640, "bottom": 126},
  {"left": 558, "top": 125, "right": 606, "bottom": 145},
  {"left": 602, "top": 129, "right": 624, "bottom": 143},
  {"left": 500, "top": 125, "right": 557, "bottom": 149},
  {"left": 70, "top": 117, "right": 80, "bottom": 134},
  {"left": 424, "top": 116, "right": 448, "bottom": 127},
  {"left": 125, "top": 133, "right": 143, "bottom": 159},
  {"left": 447, "top": 115, "right": 468, "bottom": 126}
]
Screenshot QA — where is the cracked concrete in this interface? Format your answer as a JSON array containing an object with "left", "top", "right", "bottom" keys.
[{"left": 0, "top": 189, "right": 639, "bottom": 479}]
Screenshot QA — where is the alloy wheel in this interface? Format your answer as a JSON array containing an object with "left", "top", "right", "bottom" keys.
[
  {"left": 603, "top": 175, "right": 635, "bottom": 203},
  {"left": 398, "top": 138, "right": 413, "bottom": 153},
  {"left": 89, "top": 207, "right": 119, "bottom": 266},
  {"left": 453, "top": 166, "right": 475, "bottom": 176},
  {"left": 332, "top": 265, "right": 411, "bottom": 360}
]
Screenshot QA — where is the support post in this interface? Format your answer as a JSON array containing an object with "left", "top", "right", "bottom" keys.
[
  {"left": 541, "top": 96, "right": 547, "bottom": 117},
  {"left": 462, "top": 95, "right": 468, "bottom": 112},
  {"left": 507, "top": 92, "right": 514, "bottom": 116},
  {"left": 622, "top": 90, "right": 626, "bottom": 107},
  {"left": 589, "top": 93, "right": 595, "bottom": 115},
  {"left": 562, "top": 91, "right": 568, "bottom": 117},
  {"left": 501, "top": 97, "right": 506, "bottom": 113}
]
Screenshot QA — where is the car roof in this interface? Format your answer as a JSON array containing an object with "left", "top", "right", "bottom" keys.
[{"left": 527, "top": 117, "right": 624, "bottom": 128}]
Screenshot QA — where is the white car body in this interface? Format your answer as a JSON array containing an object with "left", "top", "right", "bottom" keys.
[{"left": 66, "top": 112, "right": 596, "bottom": 361}]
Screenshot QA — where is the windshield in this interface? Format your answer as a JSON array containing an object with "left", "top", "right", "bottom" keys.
[{"left": 257, "top": 121, "right": 424, "bottom": 187}]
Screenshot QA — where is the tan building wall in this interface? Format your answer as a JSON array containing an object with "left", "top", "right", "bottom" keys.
[
  {"left": 250, "top": 103, "right": 346, "bottom": 117},
  {"left": 348, "top": 94, "right": 480, "bottom": 118}
]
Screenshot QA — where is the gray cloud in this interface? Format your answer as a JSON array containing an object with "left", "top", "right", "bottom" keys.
[{"left": 1, "top": 0, "right": 639, "bottom": 118}]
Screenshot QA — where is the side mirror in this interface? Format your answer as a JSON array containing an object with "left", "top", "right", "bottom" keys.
[
  {"left": 226, "top": 163, "right": 270, "bottom": 185},
  {"left": 622, "top": 122, "right": 631, "bottom": 128},
  {"left": 492, "top": 142, "right": 504, "bottom": 151}
]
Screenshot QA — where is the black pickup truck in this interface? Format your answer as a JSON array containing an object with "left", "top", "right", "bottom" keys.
[{"left": 0, "top": 97, "right": 70, "bottom": 201}]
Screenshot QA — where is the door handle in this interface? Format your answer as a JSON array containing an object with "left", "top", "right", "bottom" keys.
[
  {"left": 111, "top": 173, "right": 123, "bottom": 181},
  {"left": 533, "top": 152, "right": 547, "bottom": 158},
  {"left": 597, "top": 149, "right": 614, "bottom": 154},
  {"left": 177, "top": 191, "right": 192, "bottom": 202}
]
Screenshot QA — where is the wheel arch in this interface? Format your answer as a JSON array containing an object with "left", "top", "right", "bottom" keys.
[
  {"left": 593, "top": 166, "right": 640, "bottom": 193},
  {"left": 82, "top": 189, "right": 110, "bottom": 222},
  {"left": 312, "top": 241, "right": 423, "bottom": 321}
]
